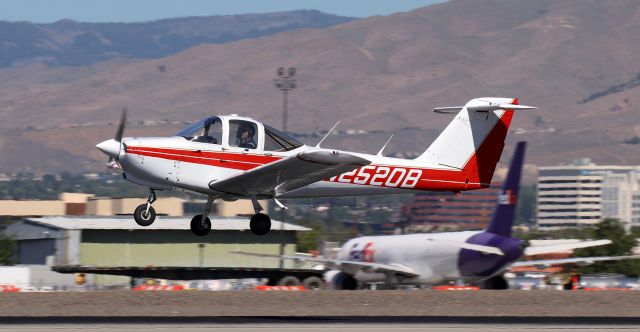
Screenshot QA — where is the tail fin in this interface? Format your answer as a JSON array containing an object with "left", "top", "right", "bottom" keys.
[
  {"left": 416, "top": 97, "right": 534, "bottom": 187},
  {"left": 485, "top": 141, "right": 526, "bottom": 237}
]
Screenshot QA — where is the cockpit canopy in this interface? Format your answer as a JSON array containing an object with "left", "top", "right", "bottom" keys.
[
  {"left": 177, "top": 116, "right": 223, "bottom": 144},
  {"left": 176, "top": 116, "right": 303, "bottom": 152}
]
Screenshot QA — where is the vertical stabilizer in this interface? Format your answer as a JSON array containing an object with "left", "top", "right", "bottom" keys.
[
  {"left": 416, "top": 97, "right": 522, "bottom": 187},
  {"left": 485, "top": 141, "right": 526, "bottom": 237}
]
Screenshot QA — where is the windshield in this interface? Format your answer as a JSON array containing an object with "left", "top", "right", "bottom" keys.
[
  {"left": 176, "top": 117, "right": 222, "bottom": 144},
  {"left": 263, "top": 125, "right": 303, "bottom": 151}
]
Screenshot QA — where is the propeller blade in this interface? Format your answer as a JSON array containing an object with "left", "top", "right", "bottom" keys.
[
  {"left": 96, "top": 104, "right": 128, "bottom": 172},
  {"left": 114, "top": 103, "right": 127, "bottom": 142}
]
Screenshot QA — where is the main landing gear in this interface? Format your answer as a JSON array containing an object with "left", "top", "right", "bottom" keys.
[
  {"left": 132, "top": 190, "right": 273, "bottom": 237},
  {"left": 190, "top": 195, "right": 272, "bottom": 236},
  {"left": 134, "top": 190, "right": 157, "bottom": 226},
  {"left": 249, "top": 197, "right": 271, "bottom": 236},
  {"left": 191, "top": 195, "right": 213, "bottom": 237}
]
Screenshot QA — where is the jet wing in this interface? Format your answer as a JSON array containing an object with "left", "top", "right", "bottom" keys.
[
  {"left": 209, "top": 148, "right": 370, "bottom": 197},
  {"left": 231, "top": 251, "right": 419, "bottom": 277},
  {"left": 511, "top": 255, "right": 640, "bottom": 267},
  {"left": 524, "top": 239, "right": 612, "bottom": 256}
]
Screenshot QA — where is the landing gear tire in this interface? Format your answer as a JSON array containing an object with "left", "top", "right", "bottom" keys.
[
  {"left": 250, "top": 213, "right": 271, "bottom": 236},
  {"left": 134, "top": 204, "right": 156, "bottom": 226},
  {"left": 190, "top": 215, "right": 211, "bottom": 236}
]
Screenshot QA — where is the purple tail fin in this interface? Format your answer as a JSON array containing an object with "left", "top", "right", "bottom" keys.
[{"left": 485, "top": 141, "right": 526, "bottom": 237}]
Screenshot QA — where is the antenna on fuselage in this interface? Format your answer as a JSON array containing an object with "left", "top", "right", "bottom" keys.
[
  {"left": 315, "top": 121, "right": 340, "bottom": 148},
  {"left": 376, "top": 135, "right": 393, "bottom": 158}
]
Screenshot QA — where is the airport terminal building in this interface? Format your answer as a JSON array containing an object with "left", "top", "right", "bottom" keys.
[{"left": 537, "top": 159, "right": 640, "bottom": 229}]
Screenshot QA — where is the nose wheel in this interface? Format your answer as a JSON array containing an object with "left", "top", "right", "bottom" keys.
[
  {"left": 250, "top": 213, "right": 271, "bottom": 236},
  {"left": 134, "top": 204, "right": 156, "bottom": 226},
  {"left": 134, "top": 190, "right": 157, "bottom": 226}
]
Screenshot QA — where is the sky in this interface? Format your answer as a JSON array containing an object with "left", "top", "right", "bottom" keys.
[{"left": 1, "top": 0, "right": 446, "bottom": 23}]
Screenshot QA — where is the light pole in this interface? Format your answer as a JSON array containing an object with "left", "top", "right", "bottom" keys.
[
  {"left": 274, "top": 67, "right": 296, "bottom": 132},
  {"left": 274, "top": 67, "right": 296, "bottom": 268}
]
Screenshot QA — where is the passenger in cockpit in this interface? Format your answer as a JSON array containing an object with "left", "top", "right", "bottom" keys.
[{"left": 237, "top": 125, "right": 256, "bottom": 149}]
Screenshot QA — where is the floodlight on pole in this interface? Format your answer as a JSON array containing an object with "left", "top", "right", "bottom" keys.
[
  {"left": 273, "top": 66, "right": 296, "bottom": 268},
  {"left": 273, "top": 67, "right": 296, "bottom": 132}
]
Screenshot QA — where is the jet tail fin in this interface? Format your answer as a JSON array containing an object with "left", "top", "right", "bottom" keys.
[{"left": 485, "top": 141, "right": 526, "bottom": 237}]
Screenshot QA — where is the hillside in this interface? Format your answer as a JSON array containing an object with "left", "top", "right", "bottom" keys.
[
  {"left": 0, "top": 0, "right": 639, "bottom": 174},
  {"left": 0, "top": 10, "right": 354, "bottom": 67}
]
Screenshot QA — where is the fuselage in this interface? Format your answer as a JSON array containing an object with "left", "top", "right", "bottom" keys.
[
  {"left": 117, "top": 136, "right": 486, "bottom": 200},
  {"left": 335, "top": 231, "right": 524, "bottom": 285},
  {"left": 101, "top": 97, "right": 522, "bottom": 203}
]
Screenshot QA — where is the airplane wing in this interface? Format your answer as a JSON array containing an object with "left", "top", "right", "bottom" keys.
[
  {"left": 209, "top": 148, "right": 370, "bottom": 197},
  {"left": 511, "top": 255, "right": 640, "bottom": 267},
  {"left": 231, "top": 251, "right": 419, "bottom": 277},
  {"left": 524, "top": 239, "right": 612, "bottom": 256}
]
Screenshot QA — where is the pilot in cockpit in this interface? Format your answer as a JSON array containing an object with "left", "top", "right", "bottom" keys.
[{"left": 236, "top": 124, "right": 257, "bottom": 149}]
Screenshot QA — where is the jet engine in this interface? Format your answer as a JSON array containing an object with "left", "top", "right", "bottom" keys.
[{"left": 327, "top": 271, "right": 358, "bottom": 290}]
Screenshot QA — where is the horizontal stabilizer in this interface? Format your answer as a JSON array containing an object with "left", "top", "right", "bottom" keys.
[
  {"left": 433, "top": 101, "right": 536, "bottom": 113},
  {"left": 467, "top": 103, "right": 537, "bottom": 112},
  {"left": 524, "top": 239, "right": 612, "bottom": 256},
  {"left": 433, "top": 106, "right": 464, "bottom": 114}
]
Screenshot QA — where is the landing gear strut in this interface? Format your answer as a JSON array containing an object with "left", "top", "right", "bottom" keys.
[
  {"left": 191, "top": 195, "right": 214, "bottom": 236},
  {"left": 249, "top": 197, "right": 271, "bottom": 236},
  {"left": 134, "top": 189, "right": 156, "bottom": 226}
]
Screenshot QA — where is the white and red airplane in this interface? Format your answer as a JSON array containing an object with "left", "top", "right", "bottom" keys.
[{"left": 96, "top": 97, "right": 536, "bottom": 236}]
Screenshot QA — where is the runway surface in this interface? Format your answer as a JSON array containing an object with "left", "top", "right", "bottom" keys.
[
  {"left": 1, "top": 290, "right": 639, "bottom": 317},
  {"left": 1, "top": 324, "right": 639, "bottom": 332},
  {"left": 2, "top": 290, "right": 639, "bottom": 331},
  {"left": 2, "top": 318, "right": 640, "bottom": 332}
]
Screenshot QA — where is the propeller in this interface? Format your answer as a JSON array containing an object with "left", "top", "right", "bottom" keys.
[
  {"left": 96, "top": 104, "right": 127, "bottom": 172},
  {"left": 114, "top": 103, "right": 127, "bottom": 143}
]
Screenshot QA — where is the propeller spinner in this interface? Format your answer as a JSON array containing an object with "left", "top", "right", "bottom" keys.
[{"left": 96, "top": 105, "right": 127, "bottom": 171}]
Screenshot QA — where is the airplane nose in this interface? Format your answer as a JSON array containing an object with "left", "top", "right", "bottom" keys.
[{"left": 96, "top": 139, "right": 122, "bottom": 158}]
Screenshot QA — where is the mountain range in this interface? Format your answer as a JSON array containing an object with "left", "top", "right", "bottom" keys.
[
  {"left": 0, "top": 10, "right": 354, "bottom": 67},
  {"left": 0, "top": 0, "right": 639, "bottom": 174}
]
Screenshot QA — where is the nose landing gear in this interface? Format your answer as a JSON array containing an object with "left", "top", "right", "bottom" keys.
[{"left": 134, "top": 190, "right": 157, "bottom": 226}]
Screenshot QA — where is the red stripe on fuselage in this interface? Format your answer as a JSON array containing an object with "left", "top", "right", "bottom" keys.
[
  {"left": 126, "top": 146, "right": 281, "bottom": 171},
  {"left": 325, "top": 107, "right": 515, "bottom": 192}
]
